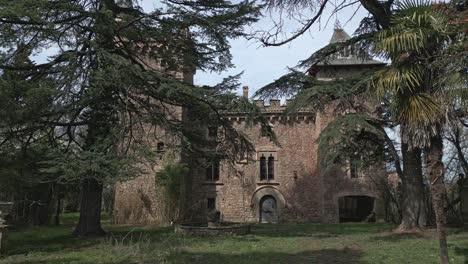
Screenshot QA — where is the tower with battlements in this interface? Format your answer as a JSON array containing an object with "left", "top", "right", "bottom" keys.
[{"left": 113, "top": 26, "right": 387, "bottom": 224}]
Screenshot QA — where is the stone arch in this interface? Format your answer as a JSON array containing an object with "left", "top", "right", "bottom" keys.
[{"left": 251, "top": 186, "right": 286, "bottom": 223}]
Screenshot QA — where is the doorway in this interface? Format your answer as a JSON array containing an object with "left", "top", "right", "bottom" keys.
[
  {"left": 338, "top": 196, "right": 374, "bottom": 222},
  {"left": 260, "top": 195, "right": 278, "bottom": 223}
]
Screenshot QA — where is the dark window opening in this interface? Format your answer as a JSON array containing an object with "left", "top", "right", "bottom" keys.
[
  {"left": 207, "top": 198, "right": 216, "bottom": 211},
  {"left": 206, "top": 160, "right": 220, "bottom": 181},
  {"left": 268, "top": 154, "right": 275, "bottom": 180},
  {"left": 260, "top": 153, "right": 274, "bottom": 181},
  {"left": 260, "top": 155, "right": 267, "bottom": 180},
  {"left": 208, "top": 127, "right": 218, "bottom": 138},
  {"left": 261, "top": 126, "right": 270, "bottom": 137},
  {"left": 157, "top": 142, "right": 165, "bottom": 152},
  {"left": 350, "top": 153, "right": 363, "bottom": 178},
  {"left": 338, "top": 196, "right": 374, "bottom": 222}
]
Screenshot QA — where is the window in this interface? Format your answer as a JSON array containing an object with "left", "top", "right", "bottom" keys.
[
  {"left": 349, "top": 155, "right": 361, "bottom": 178},
  {"left": 206, "top": 160, "right": 220, "bottom": 181},
  {"left": 259, "top": 153, "right": 275, "bottom": 180},
  {"left": 260, "top": 155, "right": 267, "bottom": 180},
  {"left": 156, "top": 142, "right": 165, "bottom": 152},
  {"left": 268, "top": 154, "right": 275, "bottom": 180},
  {"left": 207, "top": 198, "right": 216, "bottom": 211},
  {"left": 208, "top": 127, "right": 218, "bottom": 138}
]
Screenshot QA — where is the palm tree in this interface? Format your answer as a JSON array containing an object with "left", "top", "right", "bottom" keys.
[{"left": 370, "top": 1, "right": 467, "bottom": 263}]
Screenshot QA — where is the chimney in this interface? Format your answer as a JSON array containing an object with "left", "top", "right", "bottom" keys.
[{"left": 243, "top": 86, "right": 249, "bottom": 100}]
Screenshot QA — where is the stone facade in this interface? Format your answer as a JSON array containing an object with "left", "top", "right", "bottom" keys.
[{"left": 113, "top": 27, "right": 388, "bottom": 225}]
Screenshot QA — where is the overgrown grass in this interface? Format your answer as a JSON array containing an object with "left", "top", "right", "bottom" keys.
[{"left": 1, "top": 214, "right": 468, "bottom": 263}]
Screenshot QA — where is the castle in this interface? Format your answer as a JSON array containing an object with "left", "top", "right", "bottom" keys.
[{"left": 113, "top": 27, "right": 388, "bottom": 225}]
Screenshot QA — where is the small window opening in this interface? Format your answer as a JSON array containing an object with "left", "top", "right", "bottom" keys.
[
  {"left": 349, "top": 154, "right": 361, "bottom": 178},
  {"left": 207, "top": 198, "right": 216, "bottom": 211},
  {"left": 260, "top": 154, "right": 267, "bottom": 180},
  {"left": 206, "top": 160, "right": 220, "bottom": 181},
  {"left": 261, "top": 126, "right": 270, "bottom": 137},
  {"left": 157, "top": 142, "right": 165, "bottom": 152},
  {"left": 208, "top": 127, "right": 218, "bottom": 138},
  {"left": 268, "top": 154, "right": 275, "bottom": 180}
]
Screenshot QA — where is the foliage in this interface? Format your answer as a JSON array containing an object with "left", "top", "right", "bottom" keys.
[
  {"left": 317, "top": 114, "right": 387, "bottom": 170},
  {"left": 0, "top": 0, "right": 265, "bottom": 231},
  {"left": 155, "top": 153, "right": 189, "bottom": 213},
  {"left": 369, "top": 0, "right": 467, "bottom": 147}
]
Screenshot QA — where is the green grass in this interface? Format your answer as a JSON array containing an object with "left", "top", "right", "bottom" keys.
[{"left": 1, "top": 214, "right": 468, "bottom": 264}]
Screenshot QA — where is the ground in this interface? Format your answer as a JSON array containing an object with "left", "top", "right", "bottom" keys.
[{"left": 1, "top": 214, "right": 468, "bottom": 264}]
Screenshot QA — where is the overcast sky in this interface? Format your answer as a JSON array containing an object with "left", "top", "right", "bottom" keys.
[{"left": 138, "top": 0, "right": 369, "bottom": 97}]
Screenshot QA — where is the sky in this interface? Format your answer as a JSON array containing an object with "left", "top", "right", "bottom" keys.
[
  {"left": 31, "top": 1, "right": 369, "bottom": 97},
  {"left": 138, "top": 0, "right": 370, "bottom": 97}
]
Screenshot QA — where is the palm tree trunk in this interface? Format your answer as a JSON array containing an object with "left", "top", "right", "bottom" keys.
[
  {"left": 398, "top": 145, "right": 428, "bottom": 230},
  {"left": 427, "top": 134, "right": 449, "bottom": 264}
]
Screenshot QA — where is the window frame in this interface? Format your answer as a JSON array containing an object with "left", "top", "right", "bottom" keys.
[
  {"left": 348, "top": 154, "right": 362, "bottom": 179},
  {"left": 258, "top": 151, "right": 276, "bottom": 181},
  {"left": 206, "top": 159, "right": 220, "bottom": 181},
  {"left": 207, "top": 197, "right": 216, "bottom": 211}
]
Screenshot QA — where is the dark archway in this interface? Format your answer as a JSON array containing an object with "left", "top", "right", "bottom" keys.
[
  {"left": 260, "top": 195, "right": 278, "bottom": 223},
  {"left": 338, "top": 196, "right": 375, "bottom": 222}
]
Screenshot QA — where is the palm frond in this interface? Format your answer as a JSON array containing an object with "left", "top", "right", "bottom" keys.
[
  {"left": 370, "top": 65, "right": 424, "bottom": 97},
  {"left": 394, "top": 92, "right": 443, "bottom": 126}
]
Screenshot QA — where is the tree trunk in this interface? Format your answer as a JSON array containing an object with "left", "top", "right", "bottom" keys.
[
  {"left": 30, "top": 184, "right": 54, "bottom": 226},
  {"left": 72, "top": 178, "right": 106, "bottom": 237},
  {"left": 427, "top": 134, "right": 449, "bottom": 264},
  {"left": 398, "top": 145, "right": 428, "bottom": 230},
  {"left": 55, "top": 195, "right": 61, "bottom": 226}
]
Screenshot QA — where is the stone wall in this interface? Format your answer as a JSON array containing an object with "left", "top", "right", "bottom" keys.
[
  {"left": 114, "top": 98, "right": 387, "bottom": 225},
  {"left": 186, "top": 110, "right": 320, "bottom": 223},
  {"left": 113, "top": 104, "right": 184, "bottom": 225}
]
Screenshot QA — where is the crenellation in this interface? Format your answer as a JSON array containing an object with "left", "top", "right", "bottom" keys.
[{"left": 114, "top": 26, "right": 387, "bottom": 225}]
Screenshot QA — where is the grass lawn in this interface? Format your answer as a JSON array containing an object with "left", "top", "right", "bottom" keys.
[{"left": 1, "top": 215, "right": 468, "bottom": 264}]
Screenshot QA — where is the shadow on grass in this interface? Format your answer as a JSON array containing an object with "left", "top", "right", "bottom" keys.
[
  {"left": 370, "top": 232, "right": 429, "bottom": 242},
  {"left": 252, "top": 222, "right": 394, "bottom": 238},
  {"left": 5, "top": 224, "right": 177, "bottom": 256},
  {"left": 6, "top": 257, "right": 82, "bottom": 264},
  {"left": 6, "top": 228, "right": 99, "bottom": 255},
  {"left": 6, "top": 257, "right": 136, "bottom": 264},
  {"left": 454, "top": 246, "right": 468, "bottom": 264},
  {"left": 168, "top": 248, "right": 364, "bottom": 264}
]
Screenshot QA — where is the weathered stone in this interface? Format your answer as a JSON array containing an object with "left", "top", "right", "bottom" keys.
[{"left": 113, "top": 27, "right": 388, "bottom": 225}]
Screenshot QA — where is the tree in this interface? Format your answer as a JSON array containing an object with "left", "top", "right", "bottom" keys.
[
  {"left": 255, "top": 67, "right": 430, "bottom": 229},
  {"left": 256, "top": 0, "right": 435, "bottom": 230},
  {"left": 255, "top": 1, "right": 466, "bottom": 263},
  {"left": 370, "top": 2, "right": 467, "bottom": 262},
  {"left": 0, "top": 0, "right": 264, "bottom": 236}
]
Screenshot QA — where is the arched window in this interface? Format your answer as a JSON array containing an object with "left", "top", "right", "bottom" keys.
[
  {"left": 260, "top": 155, "right": 267, "bottom": 180},
  {"left": 268, "top": 154, "right": 275, "bottom": 180}
]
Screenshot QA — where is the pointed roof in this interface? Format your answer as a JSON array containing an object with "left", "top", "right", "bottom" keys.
[
  {"left": 316, "top": 26, "right": 384, "bottom": 67},
  {"left": 329, "top": 27, "right": 351, "bottom": 44},
  {"left": 116, "top": 0, "right": 133, "bottom": 8}
]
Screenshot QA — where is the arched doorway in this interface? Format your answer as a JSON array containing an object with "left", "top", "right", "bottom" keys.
[
  {"left": 338, "top": 195, "right": 375, "bottom": 222},
  {"left": 260, "top": 195, "right": 278, "bottom": 223}
]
